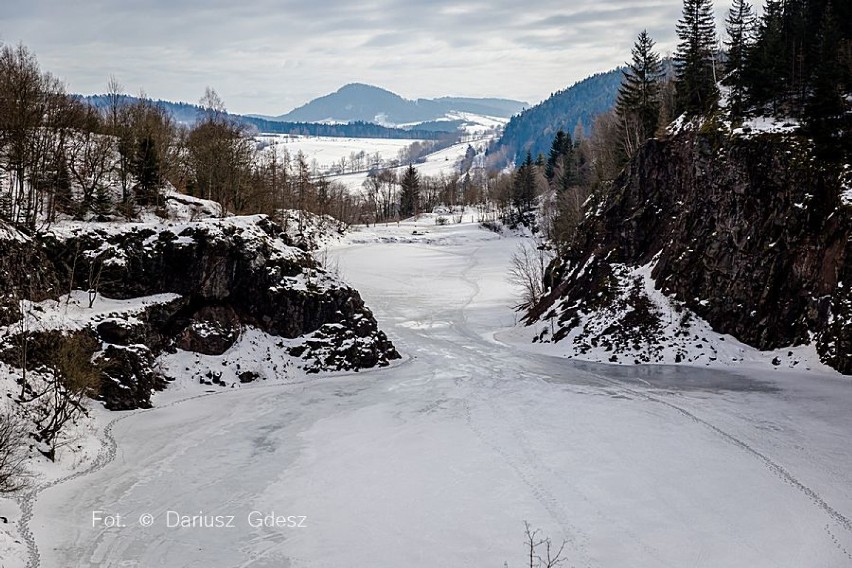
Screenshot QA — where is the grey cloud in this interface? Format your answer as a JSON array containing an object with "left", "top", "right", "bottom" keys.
[{"left": 2, "top": 0, "right": 697, "bottom": 114}]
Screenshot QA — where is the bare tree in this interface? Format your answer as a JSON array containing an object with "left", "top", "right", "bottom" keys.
[
  {"left": 522, "top": 522, "right": 569, "bottom": 568},
  {"left": 0, "top": 43, "right": 74, "bottom": 229},
  {"left": 35, "top": 333, "right": 101, "bottom": 460},
  {"left": 104, "top": 77, "right": 135, "bottom": 210},
  {"left": 509, "top": 240, "right": 554, "bottom": 311},
  {"left": 588, "top": 110, "right": 624, "bottom": 184},
  {"left": 86, "top": 257, "right": 103, "bottom": 308},
  {"left": 186, "top": 88, "right": 255, "bottom": 214},
  {"left": 0, "top": 410, "right": 30, "bottom": 492},
  {"left": 66, "top": 107, "right": 116, "bottom": 214}
]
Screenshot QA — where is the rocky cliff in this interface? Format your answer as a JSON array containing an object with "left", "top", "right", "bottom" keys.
[
  {"left": 527, "top": 124, "right": 851, "bottom": 374},
  {"left": 1, "top": 214, "right": 399, "bottom": 410}
]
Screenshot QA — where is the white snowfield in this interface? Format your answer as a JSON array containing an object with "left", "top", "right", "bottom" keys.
[
  {"left": 17, "top": 216, "right": 852, "bottom": 568},
  {"left": 256, "top": 134, "right": 420, "bottom": 172},
  {"left": 328, "top": 136, "right": 492, "bottom": 193}
]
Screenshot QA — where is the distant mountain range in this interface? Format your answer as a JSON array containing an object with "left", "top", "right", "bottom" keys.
[
  {"left": 255, "top": 83, "right": 528, "bottom": 126},
  {"left": 79, "top": 94, "right": 447, "bottom": 140},
  {"left": 80, "top": 74, "right": 623, "bottom": 150},
  {"left": 491, "top": 68, "right": 623, "bottom": 166}
]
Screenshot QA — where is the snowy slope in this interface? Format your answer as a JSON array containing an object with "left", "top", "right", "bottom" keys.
[
  {"left": 256, "top": 134, "right": 420, "bottom": 174},
  {"left": 500, "top": 260, "right": 837, "bottom": 374},
  {"left": 5, "top": 216, "right": 852, "bottom": 568},
  {"left": 256, "top": 112, "right": 505, "bottom": 192},
  {"left": 328, "top": 135, "right": 494, "bottom": 193}
]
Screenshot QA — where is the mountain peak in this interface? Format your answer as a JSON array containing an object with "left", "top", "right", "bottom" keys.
[
  {"left": 275, "top": 85, "right": 526, "bottom": 126},
  {"left": 336, "top": 83, "right": 395, "bottom": 95}
]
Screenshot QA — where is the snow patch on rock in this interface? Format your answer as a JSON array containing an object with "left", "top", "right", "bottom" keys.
[{"left": 501, "top": 261, "right": 837, "bottom": 374}]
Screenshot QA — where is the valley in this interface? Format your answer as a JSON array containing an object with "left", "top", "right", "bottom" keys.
[{"left": 14, "top": 217, "right": 852, "bottom": 568}]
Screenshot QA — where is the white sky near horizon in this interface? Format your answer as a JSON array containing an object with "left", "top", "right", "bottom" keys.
[{"left": 2, "top": 0, "right": 730, "bottom": 116}]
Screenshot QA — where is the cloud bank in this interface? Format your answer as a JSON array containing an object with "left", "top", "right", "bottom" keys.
[{"left": 2, "top": 0, "right": 727, "bottom": 115}]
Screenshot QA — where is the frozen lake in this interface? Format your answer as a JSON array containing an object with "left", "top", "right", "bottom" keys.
[{"left": 30, "top": 219, "right": 852, "bottom": 567}]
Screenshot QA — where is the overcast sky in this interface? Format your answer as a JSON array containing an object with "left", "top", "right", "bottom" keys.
[{"left": 2, "top": 0, "right": 729, "bottom": 116}]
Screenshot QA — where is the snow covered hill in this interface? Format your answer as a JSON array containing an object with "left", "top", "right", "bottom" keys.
[
  {"left": 270, "top": 83, "right": 527, "bottom": 126},
  {"left": 257, "top": 115, "right": 503, "bottom": 193},
  {"left": 255, "top": 112, "right": 506, "bottom": 182}
]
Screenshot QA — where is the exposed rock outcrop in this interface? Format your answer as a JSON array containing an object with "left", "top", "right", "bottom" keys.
[
  {"left": 528, "top": 127, "right": 851, "bottom": 374},
  {"left": 1, "top": 215, "right": 399, "bottom": 410},
  {"left": 0, "top": 227, "right": 59, "bottom": 326}
]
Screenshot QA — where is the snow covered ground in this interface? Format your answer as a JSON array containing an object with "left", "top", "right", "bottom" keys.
[
  {"left": 255, "top": 134, "right": 420, "bottom": 174},
  {"left": 254, "top": 112, "right": 504, "bottom": 194},
  {"left": 329, "top": 136, "right": 493, "bottom": 193},
  {"left": 9, "top": 216, "right": 852, "bottom": 567}
]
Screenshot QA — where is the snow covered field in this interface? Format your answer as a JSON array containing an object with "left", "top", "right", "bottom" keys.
[
  {"left": 255, "top": 112, "right": 505, "bottom": 193},
  {"left": 328, "top": 136, "right": 492, "bottom": 193},
  {"left": 256, "top": 134, "right": 420, "bottom": 173},
  {"left": 14, "top": 216, "right": 852, "bottom": 567}
]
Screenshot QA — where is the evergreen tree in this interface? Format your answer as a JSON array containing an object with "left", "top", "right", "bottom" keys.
[
  {"left": 740, "top": 0, "right": 851, "bottom": 120},
  {"left": 545, "top": 130, "right": 573, "bottom": 182},
  {"left": 132, "top": 134, "right": 161, "bottom": 205},
  {"left": 545, "top": 130, "right": 579, "bottom": 193},
  {"left": 674, "top": 0, "right": 720, "bottom": 116},
  {"left": 745, "top": 0, "right": 785, "bottom": 110},
  {"left": 513, "top": 151, "right": 536, "bottom": 212},
  {"left": 804, "top": 2, "right": 848, "bottom": 162},
  {"left": 399, "top": 164, "right": 420, "bottom": 218},
  {"left": 723, "top": 0, "right": 755, "bottom": 117},
  {"left": 616, "top": 30, "right": 663, "bottom": 153}
]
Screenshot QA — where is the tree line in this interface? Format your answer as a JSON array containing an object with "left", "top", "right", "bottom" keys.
[
  {"left": 0, "top": 43, "right": 478, "bottom": 232},
  {"left": 498, "top": 0, "right": 851, "bottom": 291},
  {"left": 614, "top": 0, "right": 851, "bottom": 163}
]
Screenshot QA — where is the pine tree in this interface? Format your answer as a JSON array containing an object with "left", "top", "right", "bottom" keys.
[
  {"left": 513, "top": 151, "right": 536, "bottom": 212},
  {"left": 132, "top": 134, "right": 161, "bottom": 206},
  {"left": 674, "top": 0, "right": 720, "bottom": 116},
  {"left": 745, "top": 0, "right": 785, "bottom": 110},
  {"left": 617, "top": 30, "right": 663, "bottom": 154},
  {"left": 545, "top": 130, "right": 573, "bottom": 182},
  {"left": 780, "top": 0, "right": 808, "bottom": 105},
  {"left": 804, "top": 2, "right": 848, "bottom": 162},
  {"left": 399, "top": 164, "right": 420, "bottom": 218},
  {"left": 723, "top": 0, "right": 755, "bottom": 117}
]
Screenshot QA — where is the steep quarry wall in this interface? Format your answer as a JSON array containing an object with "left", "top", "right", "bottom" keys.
[{"left": 528, "top": 128, "right": 850, "bottom": 374}]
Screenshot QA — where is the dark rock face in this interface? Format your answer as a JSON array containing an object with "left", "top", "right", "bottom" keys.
[
  {"left": 40, "top": 216, "right": 391, "bottom": 343},
  {"left": 0, "top": 231, "right": 59, "bottom": 326},
  {"left": 96, "top": 344, "right": 163, "bottom": 411},
  {"left": 289, "top": 319, "right": 399, "bottom": 374},
  {"left": 175, "top": 305, "right": 241, "bottom": 356},
  {"left": 529, "top": 130, "right": 851, "bottom": 374},
  {"left": 2, "top": 215, "right": 399, "bottom": 410}
]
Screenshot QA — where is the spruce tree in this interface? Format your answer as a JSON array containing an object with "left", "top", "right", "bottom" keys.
[
  {"left": 674, "top": 0, "right": 719, "bottom": 116},
  {"left": 513, "top": 151, "right": 536, "bottom": 213},
  {"left": 132, "top": 134, "right": 161, "bottom": 206},
  {"left": 399, "top": 164, "right": 420, "bottom": 218},
  {"left": 745, "top": 0, "right": 785, "bottom": 110},
  {"left": 723, "top": 0, "right": 755, "bottom": 118},
  {"left": 804, "top": 2, "right": 847, "bottom": 162},
  {"left": 617, "top": 30, "right": 663, "bottom": 151},
  {"left": 545, "top": 130, "right": 573, "bottom": 182}
]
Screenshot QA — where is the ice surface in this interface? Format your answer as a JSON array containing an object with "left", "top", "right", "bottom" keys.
[{"left": 9, "top": 215, "right": 852, "bottom": 568}]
